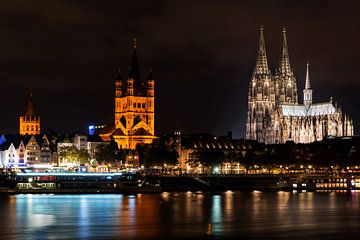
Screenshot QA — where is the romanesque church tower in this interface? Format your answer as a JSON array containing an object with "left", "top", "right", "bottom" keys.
[
  {"left": 19, "top": 93, "right": 41, "bottom": 135},
  {"left": 101, "top": 40, "right": 156, "bottom": 149}
]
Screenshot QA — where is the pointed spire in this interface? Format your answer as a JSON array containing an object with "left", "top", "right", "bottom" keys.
[
  {"left": 25, "top": 92, "right": 35, "bottom": 119},
  {"left": 279, "top": 27, "right": 291, "bottom": 75},
  {"left": 254, "top": 26, "right": 270, "bottom": 75},
  {"left": 147, "top": 67, "right": 153, "bottom": 81},
  {"left": 116, "top": 69, "right": 122, "bottom": 82},
  {"left": 129, "top": 38, "right": 140, "bottom": 81},
  {"left": 305, "top": 61, "right": 311, "bottom": 89}
]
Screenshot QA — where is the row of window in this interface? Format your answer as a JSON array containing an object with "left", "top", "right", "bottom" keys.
[
  {"left": 116, "top": 101, "right": 153, "bottom": 110},
  {"left": 133, "top": 102, "right": 146, "bottom": 109},
  {"left": 22, "top": 125, "right": 40, "bottom": 131}
]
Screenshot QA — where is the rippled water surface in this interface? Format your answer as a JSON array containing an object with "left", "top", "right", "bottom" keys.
[{"left": 1, "top": 191, "right": 360, "bottom": 239}]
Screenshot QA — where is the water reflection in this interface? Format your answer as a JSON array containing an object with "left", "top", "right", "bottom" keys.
[
  {"left": 211, "top": 195, "right": 223, "bottom": 234},
  {"left": 0, "top": 192, "right": 359, "bottom": 239}
]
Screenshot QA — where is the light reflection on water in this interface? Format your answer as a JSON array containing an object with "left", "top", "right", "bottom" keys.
[{"left": 0, "top": 192, "right": 360, "bottom": 239}]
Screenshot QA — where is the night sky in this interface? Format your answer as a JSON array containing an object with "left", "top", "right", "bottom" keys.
[{"left": 0, "top": 0, "right": 359, "bottom": 138}]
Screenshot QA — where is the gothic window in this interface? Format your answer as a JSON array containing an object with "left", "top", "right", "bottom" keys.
[
  {"left": 142, "top": 103, "right": 146, "bottom": 108},
  {"left": 133, "top": 103, "right": 136, "bottom": 108},
  {"left": 264, "top": 83, "right": 269, "bottom": 97}
]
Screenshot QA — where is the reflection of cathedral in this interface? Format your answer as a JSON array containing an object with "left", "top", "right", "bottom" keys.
[
  {"left": 99, "top": 40, "right": 156, "bottom": 149},
  {"left": 246, "top": 27, "right": 354, "bottom": 144}
]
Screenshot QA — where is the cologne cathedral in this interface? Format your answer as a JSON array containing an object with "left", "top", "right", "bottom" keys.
[{"left": 246, "top": 27, "right": 354, "bottom": 144}]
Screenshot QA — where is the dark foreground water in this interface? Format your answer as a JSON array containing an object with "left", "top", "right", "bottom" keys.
[{"left": 1, "top": 191, "right": 360, "bottom": 239}]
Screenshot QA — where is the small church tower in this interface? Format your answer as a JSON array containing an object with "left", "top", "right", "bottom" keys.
[{"left": 19, "top": 93, "right": 41, "bottom": 135}]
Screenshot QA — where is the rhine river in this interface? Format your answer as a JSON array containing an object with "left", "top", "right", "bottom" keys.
[{"left": 1, "top": 191, "right": 360, "bottom": 239}]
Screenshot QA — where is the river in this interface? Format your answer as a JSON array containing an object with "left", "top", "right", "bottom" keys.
[{"left": 1, "top": 191, "right": 360, "bottom": 239}]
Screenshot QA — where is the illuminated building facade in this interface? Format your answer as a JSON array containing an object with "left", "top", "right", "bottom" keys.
[
  {"left": 19, "top": 93, "right": 41, "bottom": 135},
  {"left": 100, "top": 40, "right": 156, "bottom": 149},
  {"left": 246, "top": 27, "right": 354, "bottom": 144},
  {"left": 0, "top": 134, "right": 53, "bottom": 167}
]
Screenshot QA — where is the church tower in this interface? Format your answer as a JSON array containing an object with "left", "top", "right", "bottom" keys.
[
  {"left": 111, "top": 39, "right": 156, "bottom": 149},
  {"left": 246, "top": 26, "right": 275, "bottom": 143},
  {"left": 275, "top": 28, "right": 298, "bottom": 104},
  {"left": 303, "top": 62, "right": 313, "bottom": 108},
  {"left": 19, "top": 93, "right": 41, "bottom": 135}
]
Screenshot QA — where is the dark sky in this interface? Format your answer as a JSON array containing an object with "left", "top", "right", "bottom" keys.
[{"left": 0, "top": 0, "right": 359, "bottom": 138}]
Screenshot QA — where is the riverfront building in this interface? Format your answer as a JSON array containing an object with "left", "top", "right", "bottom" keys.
[
  {"left": 0, "top": 134, "right": 52, "bottom": 168},
  {"left": 246, "top": 27, "right": 354, "bottom": 144}
]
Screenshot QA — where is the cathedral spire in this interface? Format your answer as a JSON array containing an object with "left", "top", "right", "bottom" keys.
[
  {"left": 305, "top": 61, "right": 311, "bottom": 89},
  {"left": 254, "top": 26, "right": 270, "bottom": 75},
  {"left": 303, "top": 61, "right": 313, "bottom": 108},
  {"left": 279, "top": 27, "right": 291, "bottom": 75}
]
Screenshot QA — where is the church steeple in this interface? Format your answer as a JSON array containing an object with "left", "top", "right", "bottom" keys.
[
  {"left": 254, "top": 26, "right": 270, "bottom": 75},
  {"left": 279, "top": 27, "right": 291, "bottom": 75},
  {"left": 129, "top": 38, "right": 141, "bottom": 82},
  {"left": 303, "top": 61, "right": 313, "bottom": 108},
  {"left": 19, "top": 92, "right": 41, "bottom": 135},
  {"left": 111, "top": 40, "right": 156, "bottom": 149},
  {"left": 25, "top": 92, "right": 35, "bottom": 120}
]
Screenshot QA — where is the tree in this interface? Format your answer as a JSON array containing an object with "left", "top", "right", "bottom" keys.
[
  {"left": 95, "top": 141, "right": 119, "bottom": 164},
  {"left": 58, "top": 145, "right": 89, "bottom": 166},
  {"left": 138, "top": 139, "right": 179, "bottom": 170},
  {"left": 192, "top": 149, "right": 225, "bottom": 174},
  {"left": 224, "top": 149, "right": 242, "bottom": 174}
]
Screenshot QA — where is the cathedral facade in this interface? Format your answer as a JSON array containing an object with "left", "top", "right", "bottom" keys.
[
  {"left": 246, "top": 27, "right": 354, "bottom": 144},
  {"left": 99, "top": 40, "right": 156, "bottom": 149}
]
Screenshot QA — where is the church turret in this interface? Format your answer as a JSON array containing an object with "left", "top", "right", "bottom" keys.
[
  {"left": 115, "top": 69, "right": 123, "bottom": 97},
  {"left": 147, "top": 67, "right": 154, "bottom": 97},
  {"left": 303, "top": 62, "right": 313, "bottom": 108}
]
